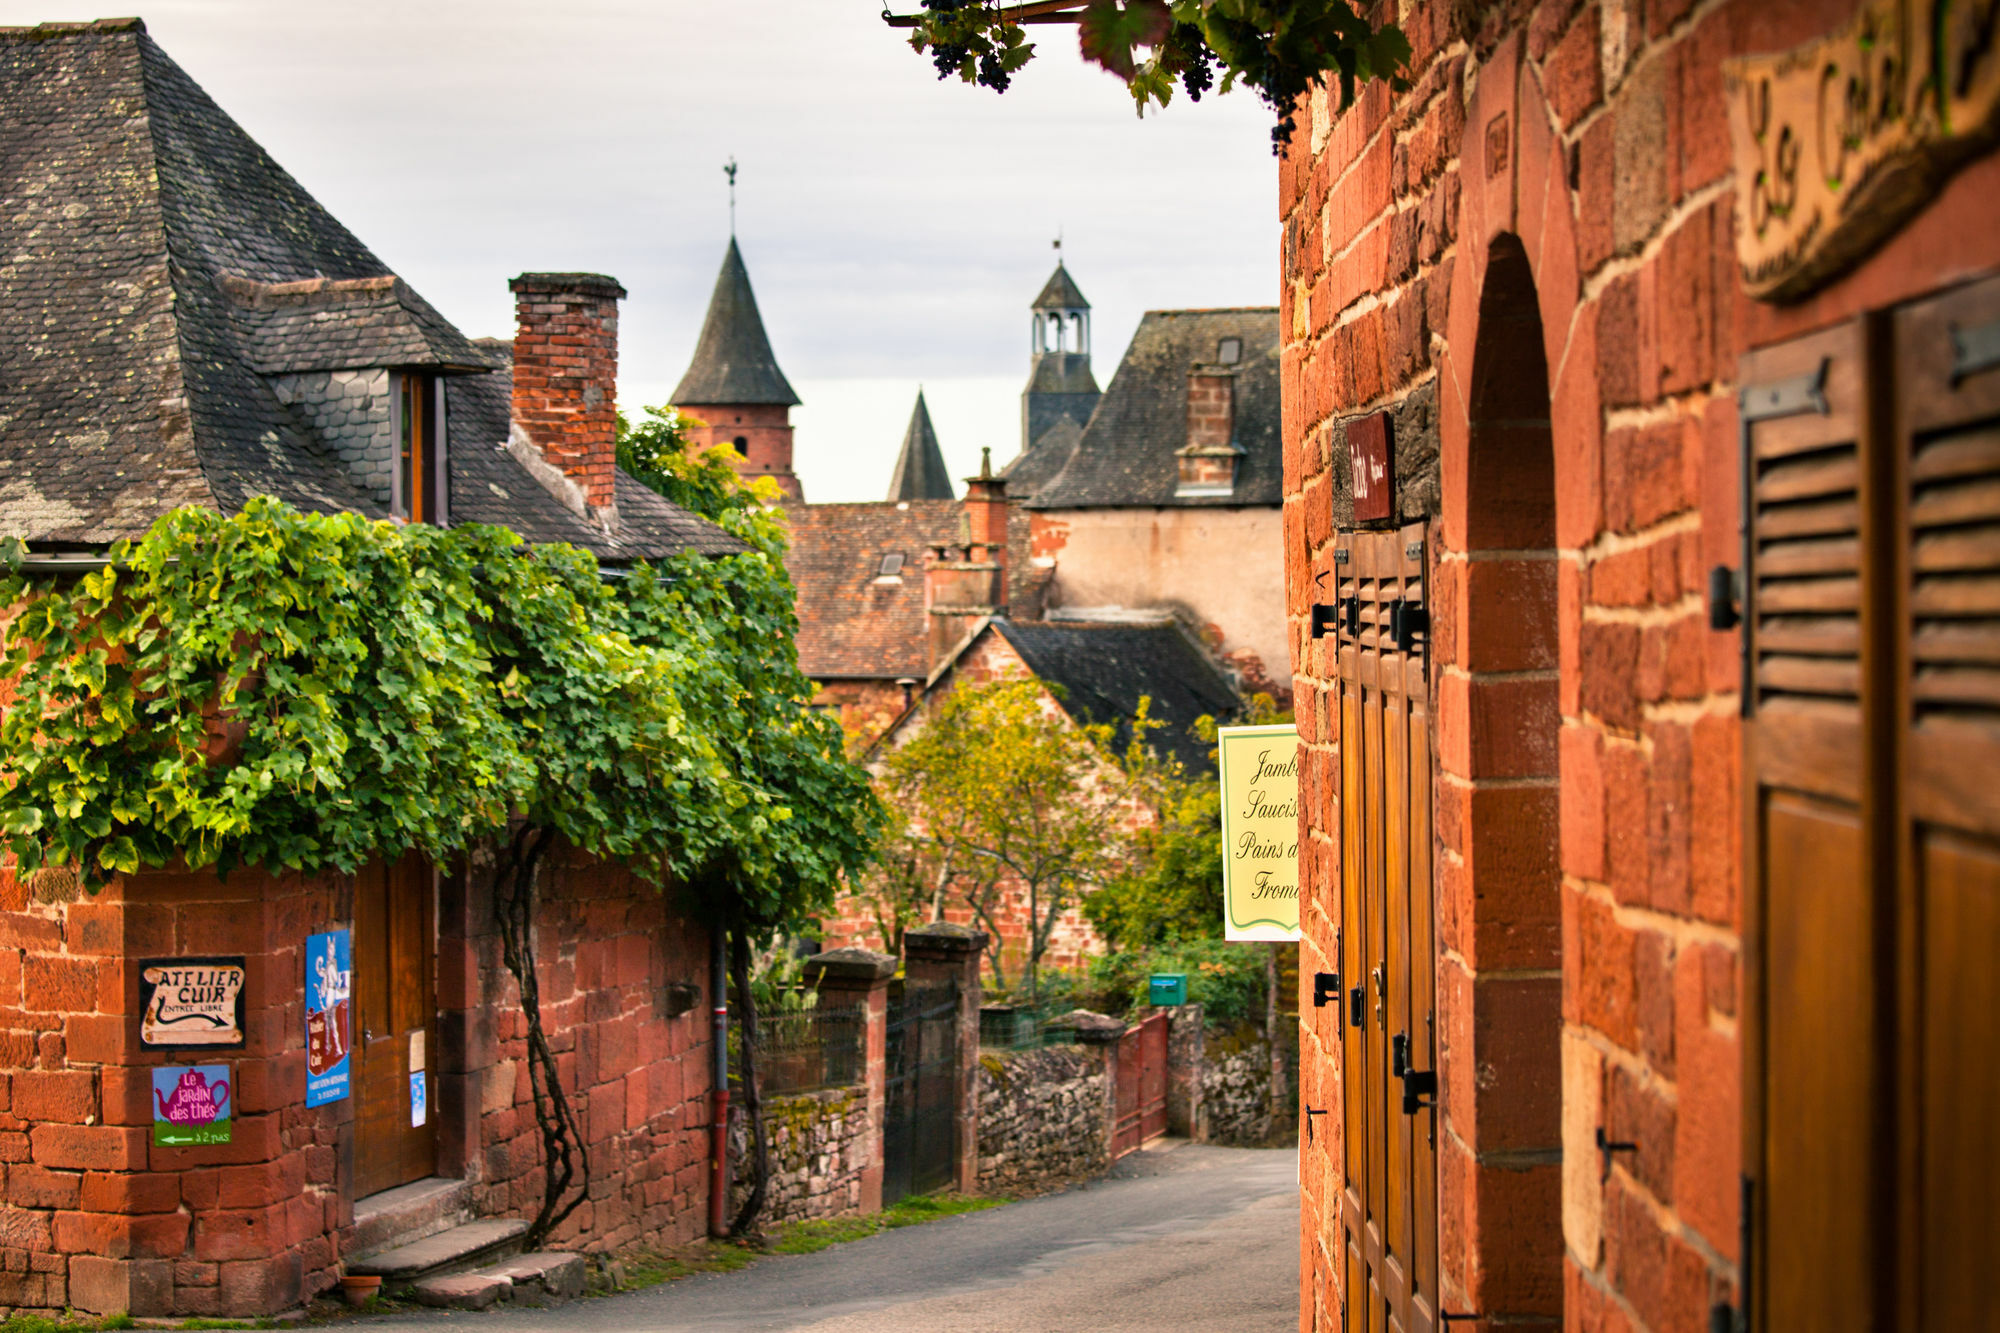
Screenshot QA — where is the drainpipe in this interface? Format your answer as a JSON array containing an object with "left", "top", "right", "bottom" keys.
[{"left": 709, "top": 923, "right": 729, "bottom": 1237}]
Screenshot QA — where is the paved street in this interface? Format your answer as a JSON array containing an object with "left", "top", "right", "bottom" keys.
[{"left": 357, "top": 1144, "right": 1297, "bottom": 1333}]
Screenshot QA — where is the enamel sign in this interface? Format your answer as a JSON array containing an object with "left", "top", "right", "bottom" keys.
[
  {"left": 305, "top": 929, "right": 352, "bottom": 1108},
  {"left": 1218, "top": 723, "right": 1301, "bottom": 941}
]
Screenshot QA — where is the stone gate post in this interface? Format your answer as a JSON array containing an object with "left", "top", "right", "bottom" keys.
[
  {"left": 901, "top": 923, "right": 986, "bottom": 1192},
  {"left": 802, "top": 948, "right": 896, "bottom": 1213}
]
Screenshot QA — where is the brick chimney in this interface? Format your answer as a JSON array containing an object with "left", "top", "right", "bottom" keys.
[
  {"left": 508, "top": 272, "right": 626, "bottom": 521},
  {"left": 1176, "top": 366, "right": 1244, "bottom": 496},
  {"left": 926, "top": 450, "right": 1009, "bottom": 669}
]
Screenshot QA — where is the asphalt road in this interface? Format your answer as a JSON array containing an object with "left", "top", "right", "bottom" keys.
[{"left": 356, "top": 1143, "right": 1298, "bottom": 1332}]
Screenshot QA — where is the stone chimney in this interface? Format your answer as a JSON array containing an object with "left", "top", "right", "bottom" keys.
[
  {"left": 926, "top": 450, "right": 1009, "bottom": 669},
  {"left": 1176, "top": 365, "right": 1244, "bottom": 497},
  {"left": 508, "top": 272, "right": 626, "bottom": 522}
]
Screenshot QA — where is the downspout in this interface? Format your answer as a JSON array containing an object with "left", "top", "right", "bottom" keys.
[{"left": 708, "top": 922, "right": 730, "bottom": 1237}]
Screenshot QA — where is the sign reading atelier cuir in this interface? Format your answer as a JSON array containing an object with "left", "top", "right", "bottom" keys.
[
  {"left": 1218, "top": 723, "right": 1301, "bottom": 941},
  {"left": 138, "top": 957, "right": 247, "bottom": 1049},
  {"left": 1724, "top": 0, "right": 2000, "bottom": 301}
]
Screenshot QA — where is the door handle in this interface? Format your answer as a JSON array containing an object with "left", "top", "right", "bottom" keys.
[
  {"left": 1371, "top": 965, "right": 1385, "bottom": 1027},
  {"left": 1391, "top": 1032, "right": 1437, "bottom": 1114}
]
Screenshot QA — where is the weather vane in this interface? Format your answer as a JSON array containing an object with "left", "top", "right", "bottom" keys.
[
  {"left": 1052, "top": 228, "right": 1062, "bottom": 255},
  {"left": 725, "top": 157, "right": 738, "bottom": 235}
]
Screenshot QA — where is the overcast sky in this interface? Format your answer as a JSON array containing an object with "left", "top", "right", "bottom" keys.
[{"left": 4, "top": 1, "right": 1281, "bottom": 500}]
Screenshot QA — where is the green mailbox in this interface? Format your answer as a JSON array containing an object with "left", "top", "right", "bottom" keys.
[{"left": 1148, "top": 973, "right": 1188, "bottom": 1007}]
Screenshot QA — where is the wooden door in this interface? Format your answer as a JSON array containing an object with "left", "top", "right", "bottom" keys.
[
  {"left": 1336, "top": 521, "right": 1436, "bottom": 1333},
  {"left": 353, "top": 854, "right": 437, "bottom": 1199},
  {"left": 1745, "top": 274, "right": 2000, "bottom": 1330}
]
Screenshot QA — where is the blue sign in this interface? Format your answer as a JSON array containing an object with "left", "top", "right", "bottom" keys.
[
  {"left": 305, "top": 929, "right": 351, "bottom": 1108},
  {"left": 410, "top": 1070, "right": 427, "bottom": 1128}
]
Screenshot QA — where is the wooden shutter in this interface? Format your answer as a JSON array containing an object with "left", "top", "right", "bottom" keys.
[
  {"left": 1890, "top": 274, "right": 2000, "bottom": 1331},
  {"left": 1747, "top": 273, "right": 2000, "bottom": 1332},
  {"left": 1336, "top": 520, "right": 1436, "bottom": 1333}
]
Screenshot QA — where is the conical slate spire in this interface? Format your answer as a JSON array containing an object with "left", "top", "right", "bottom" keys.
[
  {"left": 886, "top": 390, "right": 954, "bottom": 501},
  {"left": 1032, "top": 261, "right": 1090, "bottom": 310},
  {"left": 669, "top": 238, "right": 800, "bottom": 406}
]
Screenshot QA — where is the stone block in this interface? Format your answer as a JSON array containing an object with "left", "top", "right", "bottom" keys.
[{"left": 412, "top": 1272, "right": 510, "bottom": 1310}]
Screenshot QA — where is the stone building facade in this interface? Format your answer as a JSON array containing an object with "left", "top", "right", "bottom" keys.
[{"left": 1281, "top": 1, "right": 2000, "bottom": 1330}]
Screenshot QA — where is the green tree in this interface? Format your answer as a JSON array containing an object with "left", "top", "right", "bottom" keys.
[
  {"left": 881, "top": 678, "right": 1134, "bottom": 994},
  {"left": 900, "top": 0, "right": 1411, "bottom": 151}
]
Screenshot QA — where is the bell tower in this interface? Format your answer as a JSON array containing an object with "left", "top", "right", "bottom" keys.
[
  {"left": 670, "top": 236, "right": 803, "bottom": 501},
  {"left": 1021, "top": 260, "right": 1100, "bottom": 456}
]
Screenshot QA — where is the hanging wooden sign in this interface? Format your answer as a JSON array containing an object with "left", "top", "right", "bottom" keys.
[
  {"left": 1218, "top": 723, "right": 1301, "bottom": 941},
  {"left": 1347, "top": 413, "right": 1393, "bottom": 522},
  {"left": 1724, "top": 0, "right": 2000, "bottom": 301}
]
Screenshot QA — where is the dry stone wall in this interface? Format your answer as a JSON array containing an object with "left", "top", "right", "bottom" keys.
[
  {"left": 726, "top": 1085, "right": 870, "bottom": 1226},
  {"left": 1201, "top": 1024, "right": 1287, "bottom": 1146},
  {"left": 975, "top": 1045, "right": 1107, "bottom": 1192}
]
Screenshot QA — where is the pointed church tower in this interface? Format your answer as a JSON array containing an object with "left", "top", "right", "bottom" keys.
[
  {"left": 670, "top": 238, "right": 804, "bottom": 500},
  {"left": 1021, "top": 260, "right": 1100, "bottom": 457},
  {"left": 886, "top": 390, "right": 954, "bottom": 501}
]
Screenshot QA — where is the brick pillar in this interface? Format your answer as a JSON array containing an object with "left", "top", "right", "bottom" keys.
[
  {"left": 902, "top": 923, "right": 987, "bottom": 1193},
  {"left": 802, "top": 948, "right": 896, "bottom": 1214},
  {"left": 508, "top": 271, "right": 625, "bottom": 516}
]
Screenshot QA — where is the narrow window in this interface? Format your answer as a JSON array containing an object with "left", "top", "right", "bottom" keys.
[
  {"left": 733, "top": 436, "right": 750, "bottom": 456},
  {"left": 398, "top": 372, "right": 436, "bottom": 523}
]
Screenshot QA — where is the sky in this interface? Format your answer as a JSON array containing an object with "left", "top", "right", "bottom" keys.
[{"left": 2, "top": 1, "right": 1282, "bottom": 501}]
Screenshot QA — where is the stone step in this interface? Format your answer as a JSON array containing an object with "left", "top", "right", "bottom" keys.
[
  {"left": 411, "top": 1252, "right": 587, "bottom": 1311},
  {"left": 346, "top": 1219, "right": 531, "bottom": 1285},
  {"left": 348, "top": 1177, "right": 474, "bottom": 1261}
]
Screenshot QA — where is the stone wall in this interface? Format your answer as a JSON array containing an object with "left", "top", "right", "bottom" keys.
[
  {"left": 974, "top": 1046, "right": 1107, "bottom": 1192},
  {"left": 1201, "top": 1024, "right": 1286, "bottom": 1147},
  {"left": 269, "top": 369, "right": 392, "bottom": 505},
  {"left": 725, "top": 1084, "right": 870, "bottom": 1226}
]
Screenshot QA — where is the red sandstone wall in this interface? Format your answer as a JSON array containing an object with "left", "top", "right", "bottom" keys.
[
  {"left": 680, "top": 403, "right": 800, "bottom": 501},
  {"left": 1281, "top": 2, "right": 2000, "bottom": 1329},
  {"left": 811, "top": 678, "right": 910, "bottom": 753},
  {"left": 0, "top": 850, "right": 712, "bottom": 1316}
]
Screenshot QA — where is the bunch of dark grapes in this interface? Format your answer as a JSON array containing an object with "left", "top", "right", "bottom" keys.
[
  {"left": 1177, "top": 30, "right": 1214, "bottom": 102},
  {"left": 922, "top": 0, "right": 975, "bottom": 82},
  {"left": 977, "top": 49, "right": 1013, "bottom": 92}
]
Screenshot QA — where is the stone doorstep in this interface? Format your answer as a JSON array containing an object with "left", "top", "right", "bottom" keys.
[
  {"left": 411, "top": 1252, "right": 588, "bottom": 1311},
  {"left": 348, "top": 1176, "right": 475, "bottom": 1260},
  {"left": 346, "top": 1218, "right": 531, "bottom": 1285}
]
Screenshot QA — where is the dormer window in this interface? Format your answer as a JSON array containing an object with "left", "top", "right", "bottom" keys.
[
  {"left": 880, "top": 552, "right": 905, "bottom": 576},
  {"left": 1217, "top": 337, "right": 1242, "bottom": 364},
  {"left": 396, "top": 371, "right": 442, "bottom": 523}
]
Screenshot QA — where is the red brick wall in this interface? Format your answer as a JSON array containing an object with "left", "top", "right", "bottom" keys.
[
  {"left": 1281, "top": 3, "right": 2000, "bottom": 1330},
  {"left": 680, "top": 403, "right": 800, "bottom": 501},
  {"left": 811, "top": 678, "right": 911, "bottom": 752},
  {"left": 0, "top": 851, "right": 712, "bottom": 1316}
]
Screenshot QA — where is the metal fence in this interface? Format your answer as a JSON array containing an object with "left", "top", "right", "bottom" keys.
[
  {"left": 977, "top": 1002, "right": 1078, "bottom": 1051},
  {"left": 731, "top": 1005, "right": 866, "bottom": 1096}
]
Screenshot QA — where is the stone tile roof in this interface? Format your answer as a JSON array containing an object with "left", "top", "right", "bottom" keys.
[
  {"left": 669, "top": 238, "right": 800, "bottom": 408},
  {"left": 219, "top": 274, "right": 489, "bottom": 376},
  {"left": 1032, "top": 261, "right": 1090, "bottom": 310},
  {"left": 0, "top": 20, "right": 730, "bottom": 562},
  {"left": 885, "top": 391, "right": 954, "bottom": 501},
  {"left": 445, "top": 349, "right": 741, "bottom": 560},
  {"left": 1027, "top": 308, "right": 1282, "bottom": 511},
  {"left": 783, "top": 500, "right": 1034, "bottom": 679},
  {"left": 991, "top": 618, "right": 1241, "bottom": 771},
  {"left": 1000, "top": 416, "right": 1082, "bottom": 499}
]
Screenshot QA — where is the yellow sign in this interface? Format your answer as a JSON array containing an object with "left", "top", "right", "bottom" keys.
[
  {"left": 1724, "top": 0, "right": 2000, "bottom": 301},
  {"left": 1218, "top": 723, "right": 1300, "bottom": 941}
]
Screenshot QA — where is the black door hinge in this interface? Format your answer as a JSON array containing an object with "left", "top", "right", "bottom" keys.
[
  {"left": 1312, "top": 972, "right": 1342, "bottom": 1008},
  {"left": 1389, "top": 598, "right": 1429, "bottom": 652},
  {"left": 1391, "top": 1031, "right": 1437, "bottom": 1114}
]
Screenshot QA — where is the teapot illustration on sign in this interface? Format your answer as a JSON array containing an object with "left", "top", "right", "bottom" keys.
[{"left": 154, "top": 1069, "right": 229, "bottom": 1123}]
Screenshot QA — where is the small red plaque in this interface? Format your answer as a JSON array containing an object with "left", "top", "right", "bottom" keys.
[{"left": 1347, "top": 413, "right": 1393, "bottom": 522}]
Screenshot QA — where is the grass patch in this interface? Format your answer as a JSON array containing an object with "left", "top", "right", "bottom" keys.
[
  {"left": 1, "top": 1316, "right": 142, "bottom": 1333},
  {"left": 771, "top": 1192, "right": 1010, "bottom": 1255},
  {"left": 610, "top": 1240, "right": 758, "bottom": 1292}
]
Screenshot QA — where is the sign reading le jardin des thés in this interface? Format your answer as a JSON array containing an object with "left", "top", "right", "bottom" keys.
[
  {"left": 1725, "top": 0, "right": 2000, "bottom": 300},
  {"left": 152, "top": 1066, "right": 232, "bottom": 1146},
  {"left": 1218, "top": 723, "right": 1301, "bottom": 942}
]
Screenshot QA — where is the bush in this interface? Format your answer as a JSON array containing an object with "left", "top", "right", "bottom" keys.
[{"left": 1086, "top": 939, "right": 1267, "bottom": 1027}]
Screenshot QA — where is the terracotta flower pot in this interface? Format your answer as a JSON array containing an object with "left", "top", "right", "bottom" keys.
[{"left": 339, "top": 1273, "right": 382, "bottom": 1306}]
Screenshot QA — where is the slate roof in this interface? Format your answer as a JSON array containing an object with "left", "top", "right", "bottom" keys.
[
  {"left": 990, "top": 619, "right": 1241, "bottom": 772},
  {"left": 0, "top": 19, "right": 731, "bottom": 562},
  {"left": 1000, "top": 416, "right": 1081, "bottom": 498},
  {"left": 783, "top": 500, "right": 1034, "bottom": 679},
  {"left": 1032, "top": 262, "right": 1090, "bottom": 310},
  {"left": 885, "top": 391, "right": 954, "bottom": 501},
  {"left": 669, "top": 238, "right": 800, "bottom": 407},
  {"left": 1028, "top": 308, "right": 1281, "bottom": 511}
]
